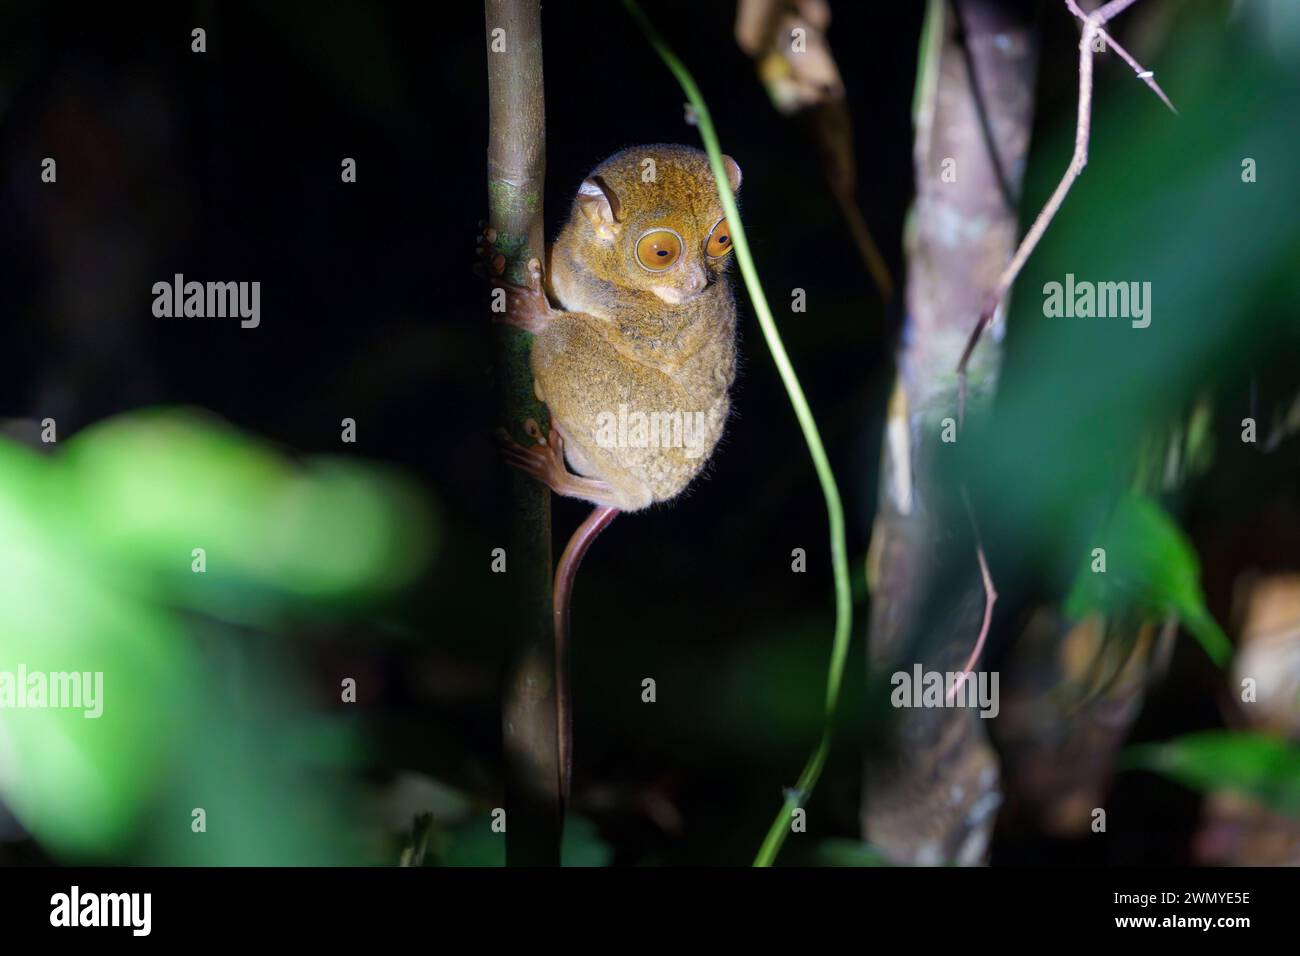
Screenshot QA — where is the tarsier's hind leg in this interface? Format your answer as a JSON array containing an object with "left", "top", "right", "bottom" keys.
[
  {"left": 496, "top": 419, "right": 626, "bottom": 509},
  {"left": 531, "top": 316, "right": 706, "bottom": 510}
]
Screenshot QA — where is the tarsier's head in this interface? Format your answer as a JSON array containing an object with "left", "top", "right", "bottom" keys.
[{"left": 570, "top": 144, "right": 742, "bottom": 305}]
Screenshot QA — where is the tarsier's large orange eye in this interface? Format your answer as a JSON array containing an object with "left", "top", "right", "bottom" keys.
[
  {"left": 706, "top": 218, "right": 733, "bottom": 259},
  {"left": 635, "top": 229, "right": 682, "bottom": 271}
]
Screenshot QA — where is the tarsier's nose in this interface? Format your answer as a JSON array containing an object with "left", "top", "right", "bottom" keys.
[{"left": 684, "top": 267, "right": 707, "bottom": 296}]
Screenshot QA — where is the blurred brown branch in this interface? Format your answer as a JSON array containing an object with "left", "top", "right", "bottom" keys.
[
  {"left": 735, "top": 0, "right": 894, "bottom": 302},
  {"left": 485, "top": 0, "right": 561, "bottom": 866},
  {"left": 862, "top": 0, "right": 1038, "bottom": 866}
]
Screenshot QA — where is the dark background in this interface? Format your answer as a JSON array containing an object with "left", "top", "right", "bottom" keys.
[{"left": 2, "top": 1, "right": 1296, "bottom": 866}]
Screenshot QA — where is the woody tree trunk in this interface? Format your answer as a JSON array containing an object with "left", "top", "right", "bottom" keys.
[
  {"left": 485, "top": 0, "right": 561, "bottom": 866},
  {"left": 862, "top": 0, "right": 1038, "bottom": 865}
]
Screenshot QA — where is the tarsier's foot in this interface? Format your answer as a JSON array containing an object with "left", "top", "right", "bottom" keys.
[
  {"left": 495, "top": 419, "right": 622, "bottom": 507},
  {"left": 474, "top": 222, "right": 552, "bottom": 334},
  {"left": 473, "top": 221, "right": 506, "bottom": 276}
]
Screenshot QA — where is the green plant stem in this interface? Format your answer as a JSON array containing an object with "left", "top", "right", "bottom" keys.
[{"left": 621, "top": 0, "right": 853, "bottom": 868}]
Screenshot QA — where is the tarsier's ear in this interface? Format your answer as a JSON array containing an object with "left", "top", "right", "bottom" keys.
[
  {"left": 721, "top": 155, "right": 742, "bottom": 192},
  {"left": 577, "top": 175, "right": 622, "bottom": 239}
]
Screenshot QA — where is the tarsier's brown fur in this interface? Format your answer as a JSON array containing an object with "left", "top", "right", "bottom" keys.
[
  {"left": 485, "top": 144, "right": 742, "bottom": 797},
  {"left": 527, "top": 144, "right": 741, "bottom": 510}
]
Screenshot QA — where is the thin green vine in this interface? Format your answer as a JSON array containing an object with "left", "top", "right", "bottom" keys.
[{"left": 621, "top": 0, "right": 854, "bottom": 867}]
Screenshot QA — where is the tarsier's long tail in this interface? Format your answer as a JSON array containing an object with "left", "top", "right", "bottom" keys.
[{"left": 553, "top": 505, "right": 620, "bottom": 801}]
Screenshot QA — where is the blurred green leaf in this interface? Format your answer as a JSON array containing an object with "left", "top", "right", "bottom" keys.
[
  {"left": 1124, "top": 732, "right": 1300, "bottom": 816},
  {"left": 437, "top": 817, "right": 506, "bottom": 867},
  {"left": 1064, "top": 496, "right": 1230, "bottom": 665},
  {"left": 967, "top": 11, "right": 1300, "bottom": 627},
  {"left": 433, "top": 813, "right": 611, "bottom": 868},
  {"left": 812, "top": 839, "right": 893, "bottom": 867},
  {"left": 0, "top": 409, "right": 435, "bottom": 861},
  {"left": 61, "top": 408, "right": 435, "bottom": 618},
  {"left": 560, "top": 814, "right": 614, "bottom": 868},
  {"left": 0, "top": 438, "right": 190, "bottom": 857}
]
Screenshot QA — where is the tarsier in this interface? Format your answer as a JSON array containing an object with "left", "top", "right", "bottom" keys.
[{"left": 480, "top": 144, "right": 742, "bottom": 794}]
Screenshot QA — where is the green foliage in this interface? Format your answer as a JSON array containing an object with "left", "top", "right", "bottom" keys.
[
  {"left": 1125, "top": 732, "right": 1300, "bottom": 816},
  {"left": 0, "top": 435, "right": 188, "bottom": 856},
  {"left": 62, "top": 408, "right": 433, "bottom": 615},
  {"left": 1064, "top": 496, "right": 1230, "bottom": 665},
  {"left": 422, "top": 812, "right": 610, "bottom": 867},
  {"left": 812, "top": 839, "right": 893, "bottom": 867},
  {"left": 965, "top": 9, "right": 1300, "bottom": 653},
  {"left": 0, "top": 409, "right": 434, "bottom": 861}
]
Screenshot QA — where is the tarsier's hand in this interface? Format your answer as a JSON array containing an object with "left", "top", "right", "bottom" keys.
[{"left": 475, "top": 223, "right": 552, "bottom": 334}]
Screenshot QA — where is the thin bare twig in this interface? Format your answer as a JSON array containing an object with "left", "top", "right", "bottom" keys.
[
  {"left": 948, "top": 488, "right": 998, "bottom": 702},
  {"left": 1071, "top": 0, "right": 1177, "bottom": 113},
  {"left": 956, "top": 0, "right": 1177, "bottom": 423}
]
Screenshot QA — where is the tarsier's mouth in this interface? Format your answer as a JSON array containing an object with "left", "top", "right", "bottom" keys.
[
  {"left": 651, "top": 286, "right": 694, "bottom": 305},
  {"left": 651, "top": 279, "right": 710, "bottom": 305}
]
